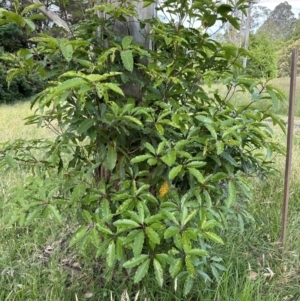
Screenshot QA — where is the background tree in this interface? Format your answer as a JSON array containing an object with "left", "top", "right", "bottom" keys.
[
  {"left": 258, "top": 1, "right": 296, "bottom": 41},
  {"left": 246, "top": 32, "right": 278, "bottom": 78},
  {"left": 277, "top": 39, "right": 300, "bottom": 77},
  {"left": 221, "top": 3, "right": 270, "bottom": 47}
]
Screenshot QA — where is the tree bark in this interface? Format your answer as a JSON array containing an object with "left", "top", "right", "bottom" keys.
[
  {"left": 95, "top": 1, "right": 156, "bottom": 50},
  {"left": 31, "top": 0, "right": 71, "bottom": 33},
  {"left": 243, "top": 2, "right": 251, "bottom": 68},
  {"left": 31, "top": 1, "right": 156, "bottom": 49}
]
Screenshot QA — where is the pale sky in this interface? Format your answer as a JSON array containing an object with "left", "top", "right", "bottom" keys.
[{"left": 256, "top": 1, "right": 300, "bottom": 17}]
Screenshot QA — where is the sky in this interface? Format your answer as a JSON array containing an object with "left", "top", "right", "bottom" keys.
[{"left": 256, "top": 1, "right": 300, "bottom": 17}]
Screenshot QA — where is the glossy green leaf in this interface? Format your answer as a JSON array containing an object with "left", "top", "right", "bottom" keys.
[
  {"left": 102, "top": 82, "right": 124, "bottom": 95},
  {"left": 4, "top": 155, "right": 16, "bottom": 168},
  {"left": 123, "top": 254, "right": 148, "bottom": 268},
  {"left": 55, "top": 78, "right": 87, "bottom": 95},
  {"left": 82, "top": 209, "right": 92, "bottom": 223},
  {"left": 47, "top": 205, "right": 62, "bottom": 223},
  {"left": 157, "top": 140, "right": 166, "bottom": 155},
  {"left": 153, "top": 259, "right": 164, "bottom": 287},
  {"left": 123, "top": 116, "right": 143, "bottom": 127},
  {"left": 161, "top": 150, "right": 176, "bottom": 166},
  {"left": 21, "top": 3, "right": 43, "bottom": 15},
  {"left": 77, "top": 119, "right": 94, "bottom": 135},
  {"left": 107, "top": 241, "right": 115, "bottom": 268},
  {"left": 169, "top": 258, "right": 182, "bottom": 278},
  {"left": 203, "top": 190, "right": 212, "bottom": 208},
  {"left": 169, "top": 165, "right": 182, "bottom": 180},
  {"left": 210, "top": 172, "right": 227, "bottom": 182},
  {"left": 203, "top": 231, "right": 224, "bottom": 244},
  {"left": 188, "top": 168, "right": 205, "bottom": 184},
  {"left": 187, "top": 249, "right": 208, "bottom": 257},
  {"left": 131, "top": 154, "right": 153, "bottom": 163},
  {"left": 201, "top": 219, "right": 217, "bottom": 231},
  {"left": 103, "top": 144, "right": 117, "bottom": 171},
  {"left": 144, "top": 142, "right": 156, "bottom": 154},
  {"left": 145, "top": 227, "right": 160, "bottom": 244},
  {"left": 185, "top": 256, "right": 195, "bottom": 277},
  {"left": 113, "top": 219, "right": 140, "bottom": 229},
  {"left": 122, "top": 36, "right": 133, "bottom": 49},
  {"left": 25, "top": 207, "right": 42, "bottom": 226},
  {"left": 182, "top": 209, "right": 198, "bottom": 227},
  {"left": 60, "top": 44, "right": 73, "bottom": 62},
  {"left": 155, "top": 124, "right": 164, "bottom": 135},
  {"left": 195, "top": 115, "right": 213, "bottom": 124},
  {"left": 164, "top": 226, "right": 180, "bottom": 239},
  {"left": 134, "top": 258, "right": 150, "bottom": 283},
  {"left": 183, "top": 275, "right": 194, "bottom": 296},
  {"left": 161, "top": 209, "right": 179, "bottom": 225},
  {"left": 186, "top": 161, "right": 206, "bottom": 168},
  {"left": 121, "top": 50, "right": 133, "bottom": 72},
  {"left": 69, "top": 226, "right": 88, "bottom": 247},
  {"left": 24, "top": 18, "right": 35, "bottom": 31},
  {"left": 133, "top": 231, "right": 145, "bottom": 257}
]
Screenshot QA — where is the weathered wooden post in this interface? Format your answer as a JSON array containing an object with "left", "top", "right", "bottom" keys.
[{"left": 281, "top": 48, "right": 298, "bottom": 248}]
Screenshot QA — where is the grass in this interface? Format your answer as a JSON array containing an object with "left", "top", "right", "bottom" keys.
[
  {"left": 1, "top": 79, "right": 300, "bottom": 300},
  {"left": 0, "top": 101, "right": 55, "bottom": 141},
  {"left": 208, "top": 76, "right": 300, "bottom": 117}
]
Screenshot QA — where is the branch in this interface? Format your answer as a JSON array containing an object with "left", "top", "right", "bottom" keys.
[{"left": 31, "top": 0, "right": 71, "bottom": 33}]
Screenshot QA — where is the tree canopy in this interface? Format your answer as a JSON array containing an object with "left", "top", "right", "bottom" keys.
[{"left": 258, "top": 1, "right": 296, "bottom": 41}]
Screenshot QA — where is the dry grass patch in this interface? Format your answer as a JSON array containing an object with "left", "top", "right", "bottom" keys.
[{"left": 0, "top": 101, "right": 55, "bottom": 142}]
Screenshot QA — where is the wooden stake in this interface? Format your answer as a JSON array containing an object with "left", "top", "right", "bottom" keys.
[{"left": 281, "top": 49, "right": 298, "bottom": 248}]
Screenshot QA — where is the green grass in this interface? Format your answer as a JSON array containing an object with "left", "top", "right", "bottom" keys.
[
  {"left": 1, "top": 86, "right": 300, "bottom": 300},
  {"left": 0, "top": 101, "right": 54, "bottom": 142},
  {"left": 208, "top": 76, "right": 300, "bottom": 117}
]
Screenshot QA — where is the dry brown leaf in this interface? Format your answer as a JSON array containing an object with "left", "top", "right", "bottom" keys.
[
  {"left": 121, "top": 289, "right": 130, "bottom": 301},
  {"left": 134, "top": 290, "right": 140, "bottom": 301},
  {"left": 248, "top": 270, "right": 259, "bottom": 281},
  {"left": 263, "top": 267, "right": 275, "bottom": 279},
  {"left": 44, "top": 245, "right": 53, "bottom": 255},
  {"left": 110, "top": 291, "right": 115, "bottom": 301},
  {"left": 63, "top": 265, "right": 81, "bottom": 276},
  {"left": 83, "top": 292, "right": 93, "bottom": 299}
]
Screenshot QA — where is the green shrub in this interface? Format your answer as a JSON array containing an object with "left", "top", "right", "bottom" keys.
[
  {"left": 0, "top": 60, "right": 44, "bottom": 104},
  {"left": 277, "top": 39, "right": 300, "bottom": 77},
  {"left": 246, "top": 33, "right": 278, "bottom": 78},
  {"left": 0, "top": 0, "right": 285, "bottom": 296},
  {"left": 0, "top": 23, "right": 27, "bottom": 53}
]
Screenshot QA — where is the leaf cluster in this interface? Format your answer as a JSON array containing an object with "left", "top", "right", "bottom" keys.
[{"left": 0, "top": 0, "right": 286, "bottom": 295}]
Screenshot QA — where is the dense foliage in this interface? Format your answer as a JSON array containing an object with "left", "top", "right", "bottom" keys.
[
  {"left": 0, "top": 61, "right": 43, "bottom": 103},
  {"left": 246, "top": 33, "right": 278, "bottom": 78},
  {"left": 0, "top": 46, "right": 44, "bottom": 104},
  {"left": 0, "top": 0, "right": 285, "bottom": 296},
  {"left": 0, "top": 4, "right": 45, "bottom": 103},
  {"left": 256, "top": 1, "right": 300, "bottom": 77},
  {"left": 277, "top": 39, "right": 300, "bottom": 77}
]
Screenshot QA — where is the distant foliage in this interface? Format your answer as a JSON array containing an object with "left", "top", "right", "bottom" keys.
[
  {"left": 0, "top": 59, "right": 44, "bottom": 104},
  {"left": 258, "top": 1, "right": 296, "bottom": 41},
  {"left": 0, "top": 23, "right": 27, "bottom": 53},
  {"left": 0, "top": 21, "right": 44, "bottom": 103},
  {"left": 277, "top": 40, "right": 300, "bottom": 77},
  {"left": 246, "top": 33, "right": 278, "bottom": 78}
]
